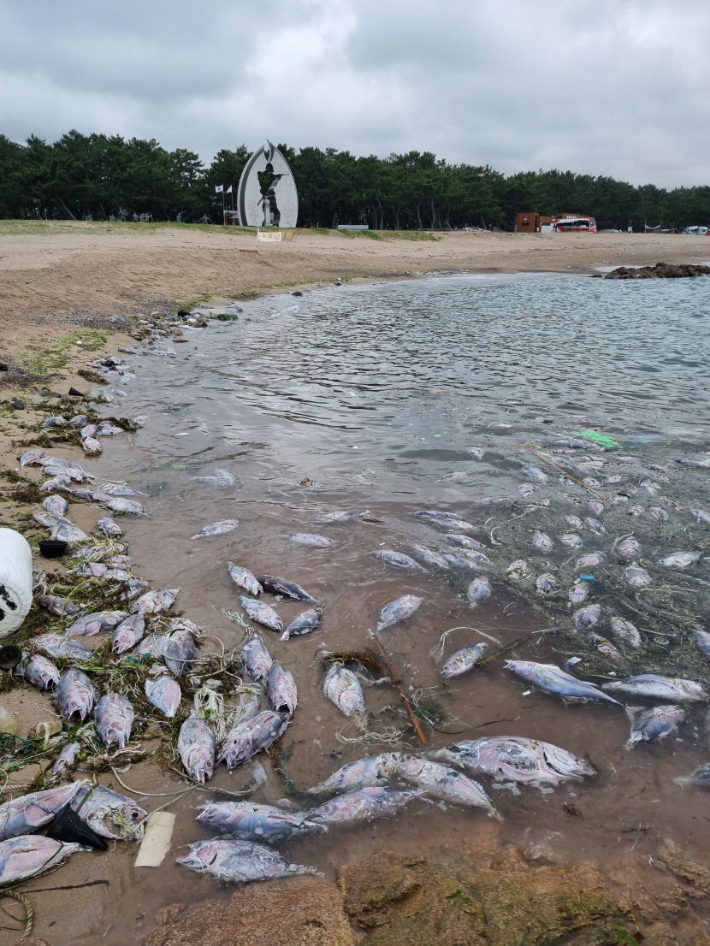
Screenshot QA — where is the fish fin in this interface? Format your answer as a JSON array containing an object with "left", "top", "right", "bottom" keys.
[
  {"left": 625, "top": 705, "right": 643, "bottom": 722},
  {"left": 279, "top": 630, "right": 290, "bottom": 642}
]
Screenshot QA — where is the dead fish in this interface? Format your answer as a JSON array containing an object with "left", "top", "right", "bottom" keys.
[
  {"left": 41, "top": 415, "right": 67, "bottom": 428},
  {"left": 506, "top": 559, "right": 531, "bottom": 581},
  {"left": 576, "top": 552, "right": 604, "bottom": 567},
  {"left": 434, "top": 736, "right": 595, "bottom": 786},
  {"left": 176, "top": 838, "right": 320, "bottom": 882},
  {"left": 196, "top": 801, "right": 323, "bottom": 844},
  {"left": 191, "top": 519, "right": 239, "bottom": 539},
  {"left": 610, "top": 616, "right": 642, "bottom": 648},
  {"left": 20, "top": 448, "right": 46, "bottom": 467},
  {"left": 95, "top": 693, "right": 135, "bottom": 748},
  {"left": 589, "top": 633, "right": 621, "bottom": 661},
  {"left": 217, "top": 710, "right": 288, "bottom": 770},
  {"left": 532, "top": 531, "right": 554, "bottom": 552},
  {"left": 145, "top": 673, "right": 182, "bottom": 717},
  {"left": 617, "top": 537, "right": 641, "bottom": 560},
  {"left": 649, "top": 506, "right": 669, "bottom": 521},
  {"left": 70, "top": 785, "right": 146, "bottom": 840},
  {"left": 65, "top": 609, "right": 128, "bottom": 638},
  {"left": 522, "top": 464, "right": 548, "bottom": 483},
  {"left": 96, "top": 422, "right": 124, "bottom": 437},
  {"left": 51, "top": 741, "right": 81, "bottom": 776},
  {"left": 505, "top": 660, "right": 622, "bottom": 705},
  {"left": 281, "top": 608, "right": 321, "bottom": 641},
  {"left": 374, "top": 550, "right": 425, "bottom": 570},
  {"left": 42, "top": 494, "right": 68, "bottom": 517},
  {"left": 308, "top": 787, "right": 417, "bottom": 826},
  {"left": 568, "top": 580, "right": 589, "bottom": 603},
  {"left": 241, "top": 596, "right": 283, "bottom": 632},
  {"left": 678, "top": 457, "right": 710, "bottom": 469},
  {"left": 441, "top": 643, "right": 487, "bottom": 678},
  {"left": 287, "top": 533, "right": 336, "bottom": 548},
  {"left": 467, "top": 577, "right": 491, "bottom": 606},
  {"left": 317, "top": 509, "right": 374, "bottom": 523},
  {"left": 97, "top": 516, "right": 123, "bottom": 537},
  {"left": 0, "top": 782, "right": 86, "bottom": 841},
  {"left": 16, "top": 653, "right": 60, "bottom": 690},
  {"left": 241, "top": 634, "right": 273, "bottom": 681},
  {"left": 444, "top": 552, "right": 479, "bottom": 570},
  {"left": 57, "top": 669, "right": 96, "bottom": 720},
  {"left": 192, "top": 468, "right": 235, "bottom": 486},
  {"left": 106, "top": 497, "right": 147, "bottom": 516},
  {"left": 227, "top": 562, "right": 263, "bottom": 596},
  {"left": 131, "top": 588, "right": 179, "bottom": 614},
  {"left": 603, "top": 674, "right": 708, "bottom": 702},
  {"left": 265, "top": 664, "right": 298, "bottom": 717},
  {"left": 627, "top": 504, "right": 645, "bottom": 517},
  {"left": 626, "top": 705, "right": 686, "bottom": 749},
  {"left": 122, "top": 578, "right": 150, "bottom": 601},
  {"left": 308, "top": 754, "right": 400, "bottom": 797},
  {"left": 416, "top": 510, "right": 475, "bottom": 531},
  {"left": 256, "top": 575, "right": 315, "bottom": 600},
  {"left": 625, "top": 563, "right": 651, "bottom": 588},
  {"left": 179, "top": 716, "right": 216, "bottom": 783},
  {"left": 676, "top": 764, "right": 710, "bottom": 789},
  {"left": 375, "top": 594, "right": 423, "bottom": 632},
  {"left": 39, "top": 474, "right": 72, "bottom": 492},
  {"left": 34, "top": 634, "right": 91, "bottom": 661},
  {"left": 411, "top": 545, "right": 450, "bottom": 569},
  {"left": 82, "top": 436, "right": 102, "bottom": 456},
  {"left": 560, "top": 533, "right": 583, "bottom": 549},
  {"left": 323, "top": 665, "right": 366, "bottom": 716},
  {"left": 80, "top": 424, "right": 98, "bottom": 439},
  {"left": 37, "top": 594, "right": 81, "bottom": 617},
  {"left": 585, "top": 518, "right": 605, "bottom": 534},
  {"left": 467, "top": 447, "right": 485, "bottom": 458},
  {"left": 519, "top": 483, "right": 535, "bottom": 498},
  {"left": 97, "top": 481, "right": 144, "bottom": 496},
  {"left": 0, "top": 836, "right": 83, "bottom": 886},
  {"left": 165, "top": 627, "right": 197, "bottom": 676},
  {"left": 33, "top": 512, "right": 89, "bottom": 544},
  {"left": 445, "top": 534, "right": 486, "bottom": 550},
  {"left": 588, "top": 500, "right": 605, "bottom": 515},
  {"left": 564, "top": 515, "right": 584, "bottom": 529},
  {"left": 574, "top": 604, "right": 601, "bottom": 630},
  {"left": 391, "top": 756, "right": 496, "bottom": 815},
  {"left": 41, "top": 457, "right": 93, "bottom": 482},
  {"left": 659, "top": 551, "right": 701, "bottom": 569},
  {"left": 535, "top": 573, "right": 556, "bottom": 595},
  {"left": 692, "top": 628, "right": 710, "bottom": 655},
  {"left": 691, "top": 509, "right": 710, "bottom": 524}
]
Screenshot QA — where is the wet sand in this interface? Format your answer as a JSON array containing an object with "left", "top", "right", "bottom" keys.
[{"left": 2, "top": 222, "right": 710, "bottom": 359}]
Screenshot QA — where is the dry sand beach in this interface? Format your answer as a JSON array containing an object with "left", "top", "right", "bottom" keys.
[{"left": 2, "top": 222, "right": 710, "bottom": 359}]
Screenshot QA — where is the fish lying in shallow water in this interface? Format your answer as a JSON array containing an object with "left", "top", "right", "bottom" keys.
[
  {"left": 505, "top": 661, "right": 622, "bottom": 705},
  {"left": 196, "top": 802, "right": 324, "bottom": 843},
  {"left": 374, "top": 550, "right": 425, "bottom": 570},
  {"left": 241, "top": 633, "right": 273, "bottom": 681},
  {"left": 241, "top": 596, "right": 283, "bottom": 632},
  {"left": 227, "top": 562, "right": 263, "bottom": 596},
  {"left": 287, "top": 532, "right": 336, "bottom": 548},
  {"left": 441, "top": 643, "right": 487, "bottom": 679},
  {"left": 256, "top": 574, "right": 315, "bottom": 600},
  {"left": 70, "top": 785, "right": 146, "bottom": 840},
  {"left": 375, "top": 594, "right": 422, "bottom": 631},
  {"left": 323, "top": 665, "right": 366, "bottom": 717},
  {"left": 178, "top": 716, "right": 216, "bottom": 783},
  {"left": 191, "top": 519, "right": 239, "bottom": 538},
  {"left": 434, "top": 736, "right": 596, "bottom": 786},
  {"left": 177, "top": 838, "right": 320, "bottom": 883},
  {"left": 610, "top": 616, "right": 641, "bottom": 648},
  {"left": 603, "top": 674, "right": 708, "bottom": 702},
  {"left": 217, "top": 710, "right": 288, "bottom": 770},
  {"left": 391, "top": 756, "right": 496, "bottom": 815},
  {"left": 265, "top": 663, "right": 298, "bottom": 717},
  {"left": 308, "top": 787, "right": 418, "bottom": 826},
  {"left": 0, "top": 782, "right": 86, "bottom": 841},
  {"left": 626, "top": 705, "right": 685, "bottom": 749},
  {"left": 308, "top": 754, "right": 400, "bottom": 797},
  {"left": 467, "top": 577, "right": 492, "bottom": 606},
  {"left": 0, "top": 836, "right": 84, "bottom": 886},
  {"left": 281, "top": 607, "right": 322, "bottom": 641}
]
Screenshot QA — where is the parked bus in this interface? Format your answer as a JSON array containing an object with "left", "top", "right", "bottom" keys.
[{"left": 554, "top": 216, "right": 597, "bottom": 233}]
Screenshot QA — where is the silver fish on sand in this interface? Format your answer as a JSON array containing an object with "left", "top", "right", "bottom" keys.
[
  {"left": 217, "top": 710, "right": 288, "bottom": 770},
  {"left": 308, "top": 754, "right": 400, "bottom": 797},
  {"left": 323, "top": 665, "right": 366, "bottom": 717},
  {"left": 625, "top": 563, "right": 651, "bottom": 588},
  {"left": 287, "top": 532, "right": 336, "bottom": 548},
  {"left": 445, "top": 534, "right": 486, "bottom": 550},
  {"left": 574, "top": 604, "right": 601, "bottom": 631},
  {"left": 111, "top": 612, "right": 146, "bottom": 654},
  {"left": 576, "top": 552, "right": 604, "bottom": 568},
  {"left": 617, "top": 538, "right": 641, "bottom": 560},
  {"left": 16, "top": 653, "right": 60, "bottom": 690},
  {"left": 649, "top": 506, "right": 669, "bottom": 521},
  {"left": 97, "top": 481, "right": 144, "bottom": 496},
  {"left": 375, "top": 594, "right": 423, "bottom": 631},
  {"left": 416, "top": 510, "right": 475, "bottom": 531},
  {"left": 164, "top": 626, "right": 198, "bottom": 676},
  {"left": 178, "top": 716, "right": 216, "bottom": 783},
  {"left": 603, "top": 674, "right": 708, "bottom": 702},
  {"left": 281, "top": 607, "right": 321, "bottom": 641},
  {"left": 532, "top": 530, "right": 554, "bottom": 552},
  {"left": 569, "top": 580, "right": 590, "bottom": 603},
  {"left": 256, "top": 575, "right": 315, "bottom": 600},
  {"left": 227, "top": 562, "right": 263, "bottom": 596},
  {"left": 241, "top": 633, "right": 273, "bottom": 681},
  {"left": 561, "top": 533, "right": 583, "bottom": 549},
  {"left": 241, "top": 596, "right": 283, "bottom": 632},
  {"left": 374, "top": 550, "right": 425, "bottom": 570},
  {"left": 434, "top": 735, "right": 595, "bottom": 786},
  {"left": 51, "top": 741, "right": 82, "bottom": 776},
  {"left": 505, "top": 660, "right": 622, "bottom": 705},
  {"left": 410, "top": 545, "right": 450, "bottom": 569},
  {"left": 467, "top": 577, "right": 491, "bottom": 606},
  {"left": 132, "top": 588, "right": 179, "bottom": 614},
  {"left": 70, "top": 785, "right": 146, "bottom": 840},
  {"left": 66, "top": 609, "right": 128, "bottom": 638},
  {"left": 441, "top": 643, "right": 487, "bottom": 679},
  {"left": 135, "top": 633, "right": 170, "bottom": 660},
  {"left": 626, "top": 705, "right": 686, "bottom": 749},
  {"left": 95, "top": 693, "right": 135, "bottom": 748},
  {"left": 0, "top": 836, "right": 83, "bottom": 886},
  {"left": 610, "top": 616, "right": 641, "bottom": 648},
  {"left": 57, "top": 669, "right": 96, "bottom": 720},
  {"left": 42, "top": 494, "right": 68, "bottom": 516},
  {"left": 34, "top": 633, "right": 91, "bottom": 661},
  {"left": 97, "top": 516, "right": 123, "bottom": 538},
  {"left": 176, "top": 838, "right": 320, "bottom": 883},
  {"left": 265, "top": 664, "right": 298, "bottom": 717},
  {"left": 33, "top": 512, "right": 89, "bottom": 544},
  {"left": 191, "top": 519, "right": 239, "bottom": 539},
  {"left": 20, "top": 448, "right": 46, "bottom": 467},
  {"left": 535, "top": 573, "right": 556, "bottom": 595},
  {"left": 106, "top": 497, "right": 147, "bottom": 516},
  {"left": 0, "top": 782, "right": 86, "bottom": 841},
  {"left": 659, "top": 550, "right": 701, "bottom": 569},
  {"left": 81, "top": 436, "right": 102, "bottom": 456},
  {"left": 39, "top": 474, "right": 72, "bottom": 492},
  {"left": 392, "top": 755, "right": 496, "bottom": 815},
  {"left": 196, "top": 801, "right": 324, "bottom": 843},
  {"left": 308, "top": 787, "right": 417, "bottom": 826},
  {"left": 145, "top": 673, "right": 182, "bottom": 717},
  {"left": 585, "top": 517, "right": 605, "bottom": 534},
  {"left": 564, "top": 515, "right": 584, "bottom": 529}
]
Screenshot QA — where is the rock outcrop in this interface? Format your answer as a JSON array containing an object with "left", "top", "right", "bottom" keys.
[{"left": 605, "top": 261, "right": 710, "bottom": 279}]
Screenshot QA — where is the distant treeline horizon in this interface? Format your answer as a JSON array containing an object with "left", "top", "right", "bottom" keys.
[{"left": 1, "top": 130, "right": 708, "bottom": 231}]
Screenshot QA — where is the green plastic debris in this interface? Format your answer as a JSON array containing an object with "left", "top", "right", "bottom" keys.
[{"left": 572, "top": 430, "right": 620, "bottom": 449}]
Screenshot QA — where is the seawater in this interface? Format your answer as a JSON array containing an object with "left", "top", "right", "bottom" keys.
[{"left": 84, "top": 272, "right": 710, "bottom": 944}]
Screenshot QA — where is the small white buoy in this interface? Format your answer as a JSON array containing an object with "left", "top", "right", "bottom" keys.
[{"left": 0, "top": 528, "right": 33, "bottom": 639}]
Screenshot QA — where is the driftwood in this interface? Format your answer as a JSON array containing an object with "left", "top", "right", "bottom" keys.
[{"left": 372, "top": 632, "right": 428, "bottom": 745}]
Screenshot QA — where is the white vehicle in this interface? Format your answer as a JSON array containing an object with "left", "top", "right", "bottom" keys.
[{"left": 682, "top": 226, "right": 709, "bottom": 235}]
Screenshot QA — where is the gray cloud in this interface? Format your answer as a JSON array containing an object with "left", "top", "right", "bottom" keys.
[{"left": 0, "top": 0, "right": 707, "bottom": 187}]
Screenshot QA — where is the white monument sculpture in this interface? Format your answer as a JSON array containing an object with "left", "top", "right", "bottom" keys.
[{"left": 237, "top": 141, "right": 298, "bottom": 228}]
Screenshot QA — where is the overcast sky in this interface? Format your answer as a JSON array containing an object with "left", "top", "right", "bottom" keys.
[{"left": 1, "top": 0, "right": 707, "bottom": 188}]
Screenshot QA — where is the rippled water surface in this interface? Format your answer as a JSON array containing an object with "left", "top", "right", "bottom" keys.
[{"left": 56, "top": 273, "right": 710, "bottom": 943}]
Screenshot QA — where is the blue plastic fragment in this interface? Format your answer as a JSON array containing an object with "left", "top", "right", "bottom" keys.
[{"left": 579, "top": 574, "right": 594, "bottom": 581}]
